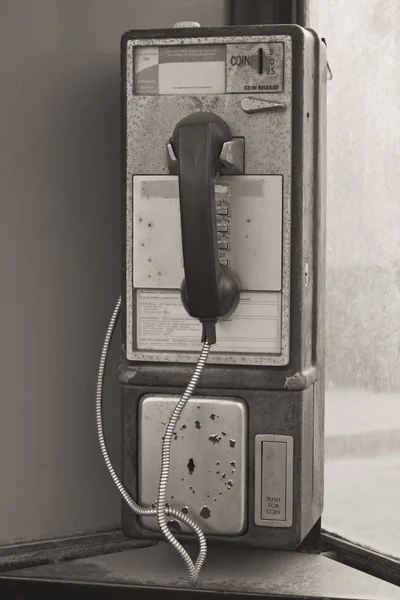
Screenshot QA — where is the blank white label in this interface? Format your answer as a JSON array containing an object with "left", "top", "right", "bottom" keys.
[{"left": 136, "top": 289, "right": 282, "bottom": 354}]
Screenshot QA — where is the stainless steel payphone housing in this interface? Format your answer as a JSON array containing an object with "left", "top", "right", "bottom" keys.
[{"left": 120, "top": 24, "right": 326, "bottom": 550}]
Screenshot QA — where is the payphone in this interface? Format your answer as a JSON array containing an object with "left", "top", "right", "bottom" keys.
[{"left": 97, "top": 23, "right": 326, "bottom": 586}]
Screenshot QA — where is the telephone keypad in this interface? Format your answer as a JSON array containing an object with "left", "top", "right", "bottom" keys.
[{"left": 216, "top": 194, "right": 231, "bottom": 266}]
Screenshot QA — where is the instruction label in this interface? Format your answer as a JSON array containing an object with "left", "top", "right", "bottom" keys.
[
  {"left": 134, "top": 45, "right": 226, "bottom": 95},
  {"left": 226, "top": 43, "right": 285, "bottom": 94},
  {"left": 136, "top": 289, "right": 281, "bottom": 354}
]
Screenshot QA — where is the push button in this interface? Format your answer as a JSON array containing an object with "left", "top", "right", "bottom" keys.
[
  {"left": 261, "top": 442, "right": 287, "bottom": 521},
  {"left": 216, "top": 207, "right": 229, "bottom": 216},
  {"left": 254, "top": 434, "right": 293, "bottom": 528},
  {"left": 218, "top": 241, "right": 229, "bottom": 250}
]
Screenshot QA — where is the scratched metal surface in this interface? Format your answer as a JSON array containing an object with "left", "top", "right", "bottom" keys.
[
  {"left": 138, "top": 395, "right": 247, "bottom": 534},
  {"left": 124, "top": 33, "right": 293, "bottom": 366}
]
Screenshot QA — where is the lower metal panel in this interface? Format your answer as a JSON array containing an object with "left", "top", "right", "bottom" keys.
[
  {"left": 139, "top": 395, "right": 247, "bottom": 535},
  {"left": 122, "top": 384, "right": 321, "bottom": 550}
]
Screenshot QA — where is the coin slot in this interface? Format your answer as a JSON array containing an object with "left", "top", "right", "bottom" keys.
[{"left": 258, "top": 48, "right": 263, "bottom": 75}]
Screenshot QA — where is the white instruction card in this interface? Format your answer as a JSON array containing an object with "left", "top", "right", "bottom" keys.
[
  {"left": 136, "top": 289, "right": 281, "bottom": 354},
  {"left": 134, "top": 45, "right": 226, "bottom": 95}
]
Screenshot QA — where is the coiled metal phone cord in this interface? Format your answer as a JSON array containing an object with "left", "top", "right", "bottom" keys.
[{"left": 96, "top": 296, "right": 210, "bottom": 586}]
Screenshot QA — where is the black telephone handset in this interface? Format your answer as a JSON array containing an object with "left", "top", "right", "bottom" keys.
[{"left": 171, "top": 113, "right": 240, "bottom": 345}]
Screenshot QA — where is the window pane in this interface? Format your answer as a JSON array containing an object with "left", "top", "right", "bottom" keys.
[{"left": 312, "top": 0, "right": 400, "bottom": 557}]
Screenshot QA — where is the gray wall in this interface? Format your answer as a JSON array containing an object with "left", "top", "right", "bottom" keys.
[{"left": 0, "top": 0, "right": 228, "bottom": 543}]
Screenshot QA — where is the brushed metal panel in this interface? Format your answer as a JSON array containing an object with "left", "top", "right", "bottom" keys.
[{"left": 138, "top": 395, "right": 247, "bottom": 535}]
